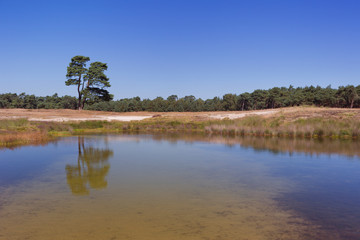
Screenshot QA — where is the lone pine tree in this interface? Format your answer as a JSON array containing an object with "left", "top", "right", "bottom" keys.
[{"left": 65, "top": 56, "right": 111, "bottom": 110}]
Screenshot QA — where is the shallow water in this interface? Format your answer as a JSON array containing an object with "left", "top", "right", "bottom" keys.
[{"left": 0, "top": 135, "right": 359, "bottom": 240}]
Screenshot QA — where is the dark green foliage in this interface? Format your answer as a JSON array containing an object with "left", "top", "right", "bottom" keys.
[
  {"left": 336, "top": 85, "right": 359, "bottom": 108},
  {"left": 0, "top": 93, "right": 77, "bottom": 109},
  {"left": 222, "top": 94, "right": 237, "bottom": 111},
  {"left": 65, "top": 56, "right": 90, "bottom": 110},
  {"left": 1, "top": 85, "right": 360, "bottom": 112},
  {"left": 65, "top": 56, "right": 90, "bottom": 86},
  {"left": 66, "top": 56, "right": 111, "bottom": 110},
  {"left": 84, "top": 62, "right": 112, "bottom": 103}
]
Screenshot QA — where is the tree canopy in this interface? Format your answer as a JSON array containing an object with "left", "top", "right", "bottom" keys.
[
  {"left": 1, "top": 85, "right": 360, "bottom": 111},
  {"left": 65, "top": 56, "right": 111, "bottom": 110}
]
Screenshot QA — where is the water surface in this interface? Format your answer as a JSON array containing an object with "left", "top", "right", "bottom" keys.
[{"left": 0, "top": 135, "right": 359, "bottom": 240}]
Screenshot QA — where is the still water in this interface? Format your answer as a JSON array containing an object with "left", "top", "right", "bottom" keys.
[{"left": 0, "top": 135, "right": 359, "bottom": 240}]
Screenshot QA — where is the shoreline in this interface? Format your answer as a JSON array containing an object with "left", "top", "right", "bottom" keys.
[{"left": 1, "top": 106, "right": 360, "bottom": 148}]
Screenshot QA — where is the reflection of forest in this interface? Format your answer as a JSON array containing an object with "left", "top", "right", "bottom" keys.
[
  {"left": 65, "top": 137, "right": 113, "bottom": 195},
  {"left": 148, "top": 133, "right": 360, "bottom": 157}
]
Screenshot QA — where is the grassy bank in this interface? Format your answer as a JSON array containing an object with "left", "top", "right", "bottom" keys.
[
  {"left": 67, "top": 112, "right": 360, "bottom": 139},
  {"left": 1, "top": 109, "right": 360, "bottom": 148},
  {"left": 0, "top": 119, "right": 53, "bottom": 148}
]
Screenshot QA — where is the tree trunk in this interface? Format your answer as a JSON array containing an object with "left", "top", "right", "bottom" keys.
[
  {"left": 78, "top": 95, "right": 82, "bottom": 110},
  {"left": 78, "top": 91, "right": 82, "bottom": 110},
  {"left": 77, "top": 75, "right": 82, "bottom": 110},
  {"left": 81, "top": 95, "right": 86, "bottom": 110},
  {"left": 351, "top": 98, "right": 354, "bottom": 108},
  {"left": 80, "top": 77, "right": 90, "bottom": 110}
]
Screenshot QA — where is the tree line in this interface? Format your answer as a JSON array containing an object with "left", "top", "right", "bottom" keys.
[{"left": 1, "top": 85, "right": 359, "bottom": 111}]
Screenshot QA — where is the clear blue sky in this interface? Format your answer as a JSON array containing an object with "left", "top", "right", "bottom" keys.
[{"left": 0, "top": 0, "right": 359, "bottom": 100}]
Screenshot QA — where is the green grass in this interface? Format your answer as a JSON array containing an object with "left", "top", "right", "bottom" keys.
[{"left": 0, "top": 118, "right": 30, "bottom": 130}]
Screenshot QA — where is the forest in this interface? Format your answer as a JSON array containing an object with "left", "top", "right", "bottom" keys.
[{"left": 0, "top": 85, "right": 359, "bottom": 112}]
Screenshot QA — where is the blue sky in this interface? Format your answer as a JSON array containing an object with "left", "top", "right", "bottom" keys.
[{"left": 0, "top": 0, "right": 359, "bottom": 100}]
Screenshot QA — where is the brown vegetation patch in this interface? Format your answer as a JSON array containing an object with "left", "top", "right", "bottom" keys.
[{"left": 0, "top": 131, "right": 51, "bottom": 149}]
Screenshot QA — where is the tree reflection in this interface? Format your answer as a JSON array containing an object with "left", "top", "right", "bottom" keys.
[{"left": 65, "top": 137, "right": 113, "bottom": 195}]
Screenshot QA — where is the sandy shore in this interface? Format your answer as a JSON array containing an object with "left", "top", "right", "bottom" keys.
[
  {"left": 25, "top": 116, "right": 153, "bottom": 122},
  {"left": 0, "top": 109, "right": 280, "bottom": 122},
  {"left": 1, "top": 107, "right": 359, "bottom": 122},
  {"left": 209, "top": 110, "right": 278, "bottom": 119}
]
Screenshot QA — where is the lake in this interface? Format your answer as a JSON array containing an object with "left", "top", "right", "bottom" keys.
[{"left": 0, "top": 134, "right": 359, "bottom": 239}]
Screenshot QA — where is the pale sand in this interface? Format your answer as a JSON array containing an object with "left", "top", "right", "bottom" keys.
[
  {"left": 4, "top": 107, "right": 360, "bottom": 122},
  {"left": 27, "top": 116, "right": 153, "bottom": 122},
  {"left": 209, "top": 110, "right": 278, "bottom": 120},
  {"left": 0, "top": 109, "right": 279, "bottom": 122}
]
